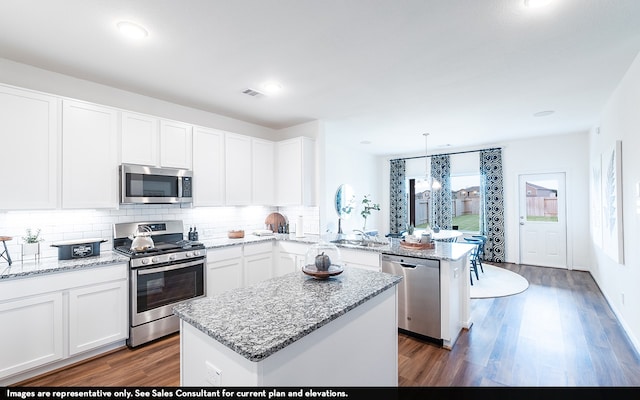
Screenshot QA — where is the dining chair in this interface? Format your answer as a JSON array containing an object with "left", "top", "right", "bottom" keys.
[
  {"left": 470, "top": 235, "right": 487, "bottom": 273},
  {"left": 465, "top": 238, "right": 482, "bottom": 285}
]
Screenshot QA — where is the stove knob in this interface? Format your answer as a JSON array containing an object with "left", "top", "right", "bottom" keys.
[
  {"left": 193, "top": 250, "right": 200, "bottom": 256},
  {"left": 168, "top": 254, "right": 176, "bottom": 261},
  {"left": 151, "top": 257, "right": 159, "bottom": 264},
  {"left": 141, "top": 258, "right": 150, "bottom": 265},
  {"left": 185, "top": 252, "right": 193, "bottom": 257}
]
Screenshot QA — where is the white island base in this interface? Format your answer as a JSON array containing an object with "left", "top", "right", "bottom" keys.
[{"left": 180, "top": 287, "right": 397, "bottom": 387}]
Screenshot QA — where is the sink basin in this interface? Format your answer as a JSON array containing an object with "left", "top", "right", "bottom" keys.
[{"left": 330, "top": 239, "right": 388, "bottom": 248}]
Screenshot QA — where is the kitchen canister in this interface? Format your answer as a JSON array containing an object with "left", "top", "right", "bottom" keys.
[{"left": 296, "top": 215, "right": 305, "bottom": 238}]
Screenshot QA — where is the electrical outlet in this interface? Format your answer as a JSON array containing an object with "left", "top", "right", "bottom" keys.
[
  {"left": 205, "top": 361, "right": 221, "bottom": 386},
  {"left": 621, "top": 293, "right": 625, "bottom": 306}
]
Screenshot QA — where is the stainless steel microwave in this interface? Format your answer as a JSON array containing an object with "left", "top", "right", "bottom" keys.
[{"left": 120, "top": 164, "right": 193, "bottom": 204}]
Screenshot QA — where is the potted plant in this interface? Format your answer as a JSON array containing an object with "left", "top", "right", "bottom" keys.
[
  {"left": 22, "top": 228, "right": 44, "bottom": 259},
  {"left": 360, "top": 194, "right": 380, "bottom": 230}
]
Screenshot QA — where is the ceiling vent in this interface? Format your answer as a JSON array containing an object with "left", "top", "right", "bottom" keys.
[{"left": 242, "top": 88, "right": 264, "bottom": 97}]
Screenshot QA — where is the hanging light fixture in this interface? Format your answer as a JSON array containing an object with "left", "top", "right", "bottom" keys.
[{"left": 424, "top": 133, "right": 441, "bottom": 190}]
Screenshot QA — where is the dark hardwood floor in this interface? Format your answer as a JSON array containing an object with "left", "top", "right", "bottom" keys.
[{"left": 15, "top": 263, "right": 640, "bottom": 387}]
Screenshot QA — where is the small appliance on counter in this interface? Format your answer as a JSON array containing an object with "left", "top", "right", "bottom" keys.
[{"left": 50, "top": 238, "right": 107, "bottom": 260}]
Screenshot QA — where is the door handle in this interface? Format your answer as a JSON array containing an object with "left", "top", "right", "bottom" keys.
[{"left": 520, "top": 222, "right": 525, "bottom": 225}]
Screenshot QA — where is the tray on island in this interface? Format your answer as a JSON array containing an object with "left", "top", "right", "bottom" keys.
[
  {"left": 399, "top": 240, "right": 435, "bottom": 250},
  {"left": 302, "top": 264, "right": 344, "bottom": 280}
]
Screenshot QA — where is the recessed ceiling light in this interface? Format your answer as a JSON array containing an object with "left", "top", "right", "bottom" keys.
[
  {"left": 117, "top": 21, "right": 149, "bottom": 40},
  {"left": 261, "top": 81, "right": 283, "bottom": 95},
  {"left": 524, "top": 0, "right": 552, "bottom": 8},
  {"left": 533, "top": 110, "right": 555, "bottom": 117}
]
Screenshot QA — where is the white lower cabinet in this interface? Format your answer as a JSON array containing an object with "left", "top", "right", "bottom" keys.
[
  {"left": 338, "top": 248, "right": 381, "bottom": 272},
  {"left": 0, "top": 293, "right": 64, "bottom": 379},
  {"left": 68, "top": 280, "right": 128, "bottom": 356},
  {"left": 0, "top": 263, "right": 128, "bottom": 384},
  {"left": 206, "top": 246, "right": 243, "bottom": 296},
  {"left": 275, "top": 241, "right": 308, "bottom": 277},
  {"left": 243, "top": 242, "right": 273, "bottom": 286}
]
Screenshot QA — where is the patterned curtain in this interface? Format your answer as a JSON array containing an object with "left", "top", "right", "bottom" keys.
[
  {"left": 430, "top": 155, "right": 452, "bottom": 230},
  {"left": 480, "top": 148, "right": 505, "bottom": 262},
  {"left": 389, "top": 159, "right": 407, "bottom": 234}
]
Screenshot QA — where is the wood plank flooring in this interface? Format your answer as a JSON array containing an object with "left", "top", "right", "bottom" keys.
[{"left": 14, "top": 263, "right": 640, "bottom": 387}]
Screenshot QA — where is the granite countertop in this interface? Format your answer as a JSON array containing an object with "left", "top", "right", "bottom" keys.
[
  {"left": 0, "top": 233, "right": 473, "bottom": 281},
  {"left": 0, "top": 252, "right": 129, "bottom": 281},
  {"left": 201, "top": 234, "right": 473, "bottom": 262},
  {"left": 173, "top": 267, "right": 402, "bottom": 362}
]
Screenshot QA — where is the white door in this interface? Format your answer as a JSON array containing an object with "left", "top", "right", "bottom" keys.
[{"left": 518, "top": 172, "right": 567, "bottom": 268}]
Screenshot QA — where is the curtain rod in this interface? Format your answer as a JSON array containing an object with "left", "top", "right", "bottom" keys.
[{"left": 389, "top": 146, "right": 502, "bottom": 162}]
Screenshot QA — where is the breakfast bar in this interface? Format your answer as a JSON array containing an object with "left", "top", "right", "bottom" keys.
[{"left": 173, "top": 267, "right": 402, "bottom": 386}]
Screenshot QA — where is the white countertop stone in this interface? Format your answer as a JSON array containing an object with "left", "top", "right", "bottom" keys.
[
  {"left": 0, "top": 252, "right": 129, "bottom": 281},
  {"left": 173, "top": 267, "right": 402, "bottom": 362}
]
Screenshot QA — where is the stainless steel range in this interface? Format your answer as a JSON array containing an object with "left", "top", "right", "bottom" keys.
[{"left": 113, "top": 220, "right": 206, "bottom": 348}]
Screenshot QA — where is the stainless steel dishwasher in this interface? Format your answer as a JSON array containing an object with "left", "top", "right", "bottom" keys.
[{"left": 381, "top": 253, "right": 441, "bottom": 342}]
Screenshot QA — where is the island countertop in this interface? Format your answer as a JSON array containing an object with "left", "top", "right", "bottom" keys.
[{"left": 173, "top": 267, "right": 402, "bottom": 362}]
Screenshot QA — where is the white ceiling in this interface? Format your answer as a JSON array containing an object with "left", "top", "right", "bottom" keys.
[{"left": 1, "top": 0, "right": 639, "bottom": 155}]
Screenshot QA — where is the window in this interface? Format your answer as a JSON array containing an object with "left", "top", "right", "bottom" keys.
[{"left": 451, "top": 175, "right": 480, "bottom": 232}]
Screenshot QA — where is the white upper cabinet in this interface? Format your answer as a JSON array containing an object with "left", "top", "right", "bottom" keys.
[
  {"left": 160, "top": 119, "right": 192, "bottom": 169},
  {"left": 121, "top": 111, "right": 159, "bottom": 166},
  {"left": 62, "top": 99, "right": 119, "bottom": 209},
  {"left": 225, "top": 132, "right": 252, "bottom": 205},
  {"left": 276, "top": 136, "right": 316, "bottom": 206},
  {"left": 193, "top": 126, "right": 225, "bottom": 206},
  {"left": 251, "top": 138, "right": 275, "bottom": 205},
  {"left": 121, "top": 112, "right": 192, "bottom": 169},
  {"left": 0, "top": 85, "right": 59, "bottom": 210}
]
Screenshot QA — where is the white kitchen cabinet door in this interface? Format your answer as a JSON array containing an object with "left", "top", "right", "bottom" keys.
[
  {"left": 193, "top": 127, "right": 225, "bottom": 206},
  {"left": 340, "top": 248, "right": 381, "bottom": 272},
  {"left": 121, "top": 111, "right": 159, "bottom": 166},
  {"left": 0, "top": 85, "right": 59, "bottom": 209},
  {"left": 274, "top": 241, "right": 308, "bottom": 277},
  {"left": 0, "top": 293, "right": 64, "bottom": 379},
  {"left": 244, "top": 242, "right": 273, "bottom": 286},
  {"left": 275, "top": 137, "right": 316, "bottom": 206},
  {"left": 160, "top": 119, "right": 192, "bottom": 169},
  {"left": 274, "top": 251, "right": 304, "bottom": 277},
  {"left": 251, "top": 138, "right": 275, "bottom": 205},
  {"left": 62, "top": 99, "right": 119, "bottom": 209},
  {"left": 68, "top": 279, "right": 128, "bottom": 356},
  {"left": 225, "top": 132, "right": 252, "bottom": 205},
  {"left": 206, "top": 246, "right": 243, "bottom": 296}
]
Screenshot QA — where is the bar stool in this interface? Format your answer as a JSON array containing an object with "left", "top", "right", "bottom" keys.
[
  {"left": 465, "top": 238, "right": 483, "bottom": 286},
  {"left": 1, "top": 236, "right": 13, "bottom": 266}
]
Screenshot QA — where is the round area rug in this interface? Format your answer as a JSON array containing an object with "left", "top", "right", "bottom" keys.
[{"left": 470, "top": 263, "right": 529, "bottom": 299}]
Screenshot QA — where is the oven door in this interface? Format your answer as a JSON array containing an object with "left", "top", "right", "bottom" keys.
[{"left": 130, "top": 258, "right": 205, "bottom": 327}]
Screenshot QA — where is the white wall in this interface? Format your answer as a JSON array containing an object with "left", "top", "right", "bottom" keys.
[
  {"left": 321, "top": 123, "right": 383, "bottom": 236},
  {"left": 588, "top": 51, "right": 640, "bottom": 352},
  {"left": 0, "top": 57, "right": 274, "bottom": 139},
  {"left": 502, "top": 132, "right": 591, "bottom": 268},
  {"left": 379, "top": 133, "right": 590, "bottom": 268}
]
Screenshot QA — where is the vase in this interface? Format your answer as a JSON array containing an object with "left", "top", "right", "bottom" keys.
[{"left": 22, "top": 242, "right": 41, "bottom": 260}]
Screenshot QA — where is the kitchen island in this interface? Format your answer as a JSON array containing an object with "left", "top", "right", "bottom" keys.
[{"left": 173, "top": 267, "right": 402, "bottom": 386}]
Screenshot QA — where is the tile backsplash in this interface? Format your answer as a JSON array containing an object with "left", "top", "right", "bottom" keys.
[{"left": 0, "top": 204, "right": 319, "bottom": 262}]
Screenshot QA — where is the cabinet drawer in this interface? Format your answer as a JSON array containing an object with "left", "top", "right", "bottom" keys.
[
  {"left": 278, "top": 241, "right": 309, "bottom": 256},
  {"left": 0, "top": 263, "right": 128, "bottom": 302},
  {"left": 340, "top": 249, "right": 381, "bottom": 268},
  {"left": 207, "top": 246, "right": 242, "bottom": 262},
  {"left": 244, "top": 241, "right": 273, "bottom": 256}
]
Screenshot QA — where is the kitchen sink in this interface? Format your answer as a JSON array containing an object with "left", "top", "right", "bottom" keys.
[{"left": 330, "top": 239, "right": 388, "bottom": 248}]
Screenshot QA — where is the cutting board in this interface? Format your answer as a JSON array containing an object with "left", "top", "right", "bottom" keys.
[{"left": 265, "top": 212, "right": 287, "bottom": 232}]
